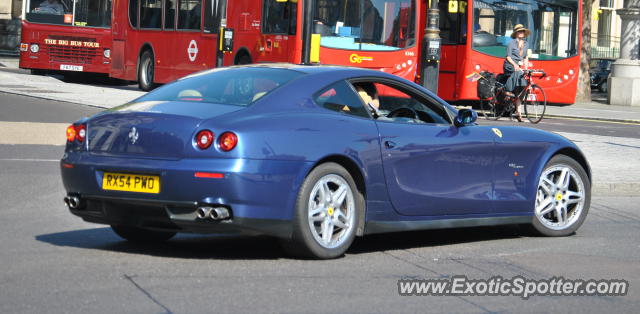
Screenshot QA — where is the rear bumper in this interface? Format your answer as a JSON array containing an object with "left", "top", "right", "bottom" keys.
[
  {"left": 61, "top": 153, "right": 312, "bottom": 238},
  {"left": 68, "top": 194, "right": 292, "bottom": 238}
]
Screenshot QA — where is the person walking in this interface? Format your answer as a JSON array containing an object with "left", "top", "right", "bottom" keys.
[{"left": 504, "top": 24, "right": 531, "bottom": 122}]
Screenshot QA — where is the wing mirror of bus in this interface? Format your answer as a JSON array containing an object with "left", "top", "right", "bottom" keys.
[{"left": 454, "top": 108, "right": 477, "bottom": 127}]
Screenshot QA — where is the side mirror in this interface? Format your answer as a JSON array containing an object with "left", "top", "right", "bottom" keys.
[{"left": 454, "top": 108, "right": 477, "bottom": 127}]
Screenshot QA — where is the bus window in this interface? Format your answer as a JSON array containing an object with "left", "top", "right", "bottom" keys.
[
  {"left": 140, "top": 0, "right": 162, "bottom": 29},
  {"left": 314, "top": 0, "right": 415, "bottom": 51},
  {"left": 472, "top": 0, "right": 578, "bottom": 60},
  {"left": 262, "top": 0, "right": 285, "bottom": 34},
  {"left": 262, "top": 0, "right": 294, "bottom": 34},
  {"left": 439, "top": 0, "right": 466, "bottom": 45},
  {"left": 25, "top": 0, "right": 112, "bottom": 27},
  {"left": 203, "top": 0, "right": 226, "bottom": 33},
  {"left": 130, "top": 0, "right": 138, "bottom": 28},
  {"left": 165, "top": 0, "right": 176, "bottom": 29},
  {"left": 177, "top": 0, "right": 202, "bottom": 30}
]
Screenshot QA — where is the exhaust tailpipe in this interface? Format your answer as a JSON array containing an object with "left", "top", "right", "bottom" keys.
[
  {"left": 196, "top": 207, "right": 213, "bottom": 219},
  {"left": 65, "top": 196, "right": 81, "bottom": 209},
  {"left": 210, "top": 207, "right": 230, "bottom": 220}
]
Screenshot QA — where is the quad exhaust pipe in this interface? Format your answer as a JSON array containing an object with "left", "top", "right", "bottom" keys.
[
  {"left": 64, "top": 196, "right": 82, "bottom": 209},
  {"left": 196, "top": 206, "right": 230, "bottom": 221}
]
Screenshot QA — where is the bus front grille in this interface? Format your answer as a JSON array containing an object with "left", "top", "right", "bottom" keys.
[{"left": 46, "top": 45, "right": 99, "bottom": 64}]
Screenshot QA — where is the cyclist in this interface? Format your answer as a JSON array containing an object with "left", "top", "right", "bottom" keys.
[{"left": 504, "top": 24, "right": 532, "bottom": 122}]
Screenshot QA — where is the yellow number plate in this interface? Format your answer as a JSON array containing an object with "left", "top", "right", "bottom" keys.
[{"left": 102, "top": 172, "right": 160, "bottom": 194}]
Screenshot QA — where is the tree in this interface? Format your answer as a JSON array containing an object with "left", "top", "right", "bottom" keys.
[{"left": 575, "top": 0, "right": 595, "bottom": 103}]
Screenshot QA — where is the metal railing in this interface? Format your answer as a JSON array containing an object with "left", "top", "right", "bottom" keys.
[{"left": 591, "top": 34, "right": 620, "bottom": 59}]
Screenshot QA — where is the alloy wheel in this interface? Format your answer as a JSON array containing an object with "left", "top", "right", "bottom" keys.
[
  {"left": 535, "top": 165, "right": 586, "bottom": 230},
  {"left": 307, "top": 174, "right": 356, "bottom": 249}
]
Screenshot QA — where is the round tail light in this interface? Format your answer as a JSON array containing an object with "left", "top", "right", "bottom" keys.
[
  {"left": 66, "top": 125, "right": 77, "bottom": 142},
  {"left": 218, "top": 132, "right": 238, "bottom": 152},
  {"left": 76, "top": 124, "right": 86, "bottom": 142},
  {"left": 195, "top": 130, "right": 214, "bottom": 149}
]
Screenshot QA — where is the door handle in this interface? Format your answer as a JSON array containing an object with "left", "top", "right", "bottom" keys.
[{"left": 385, "top": 141, "right": 396, "bottom": 149}]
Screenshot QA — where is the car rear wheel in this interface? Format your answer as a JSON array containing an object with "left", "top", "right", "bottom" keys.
[
  {"left": 111, "top": 225, "right": 176, "bottom": 243},
  {"left": 282, "top": 162, "right": 363, "bottom": 259},
  {"left": 530, "top": 155, "right": 590, "bottom": 236}
]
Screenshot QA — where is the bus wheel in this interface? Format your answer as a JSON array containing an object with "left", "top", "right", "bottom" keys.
[
  {"left": 236, "top": 53, "right": 251, "bottom": 65},
  {"left": 138, "top": 50, "right": 157, "bottom": 91}
]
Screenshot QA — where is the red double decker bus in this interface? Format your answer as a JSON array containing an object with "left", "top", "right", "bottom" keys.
[
  {"left": 19, "top": 0, "right": 113, "bottom": 75},
  {"left": 111, "top": 0, "right": 421, "bottom": 90},
  {"left": 439, "top": 0, "right": 581, "bottom": 104},
  {"left": 114, "top": 0, "right": 580, "bottom": 103}
]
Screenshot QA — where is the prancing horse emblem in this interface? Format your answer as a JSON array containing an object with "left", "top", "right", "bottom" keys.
[{"left": 128, "top": 127, "right": 139, "bottom": 144}]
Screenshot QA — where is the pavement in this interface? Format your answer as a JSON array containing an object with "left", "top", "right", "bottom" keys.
[{"left": 1, "top": 56, "right": 639, "bottom": 197}]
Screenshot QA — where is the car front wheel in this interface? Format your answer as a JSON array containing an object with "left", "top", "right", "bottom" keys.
[
  {"left": 282, "top": 162, "right": 363, "bottom": 259},
  {"left": 530, "top": 155, "right": 591, "bottom": 236}
]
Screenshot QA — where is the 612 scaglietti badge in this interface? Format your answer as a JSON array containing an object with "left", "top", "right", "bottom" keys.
[{"left": 61, "top": 64, "right": 591, "bottom": 259}]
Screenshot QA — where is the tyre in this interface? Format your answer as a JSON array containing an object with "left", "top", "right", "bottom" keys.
[
  {"left": 30, "top": 69, "right": 47, "bottom": 76},
  {"left": 599, "top": 81, "right": 608, "bottom": 93},
  {"left": 281, "top": 162, "right": 363, "bottom": 259},
  {"left": 111, "top": 225, "right": 176, "bottom": 243},
  {"left": 523, "top": 84, "right": 546, "bottom": 124},
  {"left": 480, "top": 98, "right": 503, "bottom": 120},
  {"left": 138, "top": 50, "right": 156, "bottom": 91},
  {"left": 530, "top": 155, "right": 591, "bottom": 237},
  {"left": 236, "top": 53, "right": 251, "bottom": 65}
]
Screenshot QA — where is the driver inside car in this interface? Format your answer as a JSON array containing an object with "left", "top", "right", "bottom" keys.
[
  {"left": 355, "top": 83, "right": 427, "bottom": 123},
  {"left": 354, "top": 83, "right": 390, "bottom": 119}
]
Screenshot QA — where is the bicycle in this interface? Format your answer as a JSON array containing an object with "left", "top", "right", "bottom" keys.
[{"left": 478, "top": 69, "right": 547, "bottom": 124}]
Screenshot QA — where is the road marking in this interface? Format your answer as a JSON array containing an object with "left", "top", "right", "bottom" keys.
[{"left": 0, "top": 121, "right": 67, "bottom": 145}]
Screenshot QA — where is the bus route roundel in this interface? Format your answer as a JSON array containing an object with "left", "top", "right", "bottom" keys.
[{"left": 188, "top": 40, "right": 199, "bottom": 62}]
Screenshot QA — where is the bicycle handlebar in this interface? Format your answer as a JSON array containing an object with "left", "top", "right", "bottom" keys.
[{"left": 523, "top": 69, "right": 547, "bottom": 78}]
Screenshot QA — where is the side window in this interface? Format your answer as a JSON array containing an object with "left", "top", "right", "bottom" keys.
[
  {"left": 203, "top": 0, "right": 225, "bottom": 33},
  {"left": 178, "top": 0, "right": 201, "bottom": 30},
  {"left": 129, "top": 0, "right": 138, "bottom": 28},
  {"left": 366, "top": 81, "right": 451, "bottom": 124},
  {"left": 164, "top": 0, "right": 176, "bottom": 29},
  {"left": 140, "top": 0, "right": 162, "bottom": 29},
  {"left": 262, "top": 0, "right": 291, "bottom": 34},
  {"left": 314, "top": 81, "right": 370, "bottom": 118}
]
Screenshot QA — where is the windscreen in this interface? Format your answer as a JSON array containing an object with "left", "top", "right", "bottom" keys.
[
  {"left": 25, "top": 0, "right": 112, "bottom": 27},
  {"left": 472, "top": 0, "right": 578, "bottom": 60},
  {"left": 134, "top": 67, "right": 305, "bottom": 107},
  {"left": 314, "top": 0, "right": 416, "bottom": 51}
]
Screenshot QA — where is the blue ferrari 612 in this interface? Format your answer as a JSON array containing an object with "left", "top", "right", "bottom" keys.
[{"left": 61, "top": 64, "right": 591, "bottom": 259}]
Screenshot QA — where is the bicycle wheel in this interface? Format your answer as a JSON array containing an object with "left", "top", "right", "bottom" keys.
[
  {"left": 480, "top": 98, "right": 503, "bottom": 120},
  {"left": 523, "top": 84, "right": 547, "bottom": 124}
]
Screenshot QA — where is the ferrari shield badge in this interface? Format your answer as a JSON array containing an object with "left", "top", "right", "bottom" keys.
[{"left": 492, "top": 128, "right": 503, "bottom": 138}]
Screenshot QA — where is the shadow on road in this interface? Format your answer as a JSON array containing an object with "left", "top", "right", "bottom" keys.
[{"left": 36, "top": 225, "right": 524, "bottom": 260}]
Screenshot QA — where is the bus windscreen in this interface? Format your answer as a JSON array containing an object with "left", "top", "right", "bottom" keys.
[
  {"left": 25, "top": 0, "right": 112, "bottom": 27},
  {"left": 313, "top": 0, "right": 416, "bottom": 51},
  {"left": 472, "top": 0, "right": 578, "bottom": 60}
]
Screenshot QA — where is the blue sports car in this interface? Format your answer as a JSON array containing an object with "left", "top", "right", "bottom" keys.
[{"left": 61, "top": 64, "right": 591, "bottom": 259}]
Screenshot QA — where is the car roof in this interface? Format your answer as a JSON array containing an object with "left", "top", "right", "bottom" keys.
[{"left": 225, "top": 63, "right": 388, "bottom": 76}]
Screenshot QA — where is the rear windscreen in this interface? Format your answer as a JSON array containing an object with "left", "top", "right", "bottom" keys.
[{"left": 136, "top": 67, "right": 304, "bottom": 107}]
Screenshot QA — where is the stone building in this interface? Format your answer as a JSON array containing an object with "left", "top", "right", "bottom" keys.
[{"left": 0, "top": 0, "right": 22, "bottom": 53}]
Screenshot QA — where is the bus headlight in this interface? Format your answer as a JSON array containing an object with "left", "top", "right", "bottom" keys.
[
  {"left": 30, "top": 44, "right": 39, "bottom": 53},
  {"left": 103, "top": 49, "right": 111, "bottom": 58}
]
